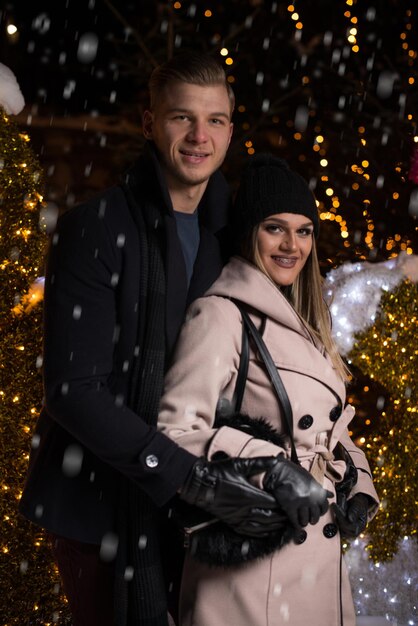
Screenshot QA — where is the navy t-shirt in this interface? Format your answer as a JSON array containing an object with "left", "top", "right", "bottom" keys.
[{"left": 174, "top": 210, "right": 200, "bottom": 287}]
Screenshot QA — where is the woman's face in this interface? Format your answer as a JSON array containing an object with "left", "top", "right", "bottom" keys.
[{"left": 255, "top": 212, "right": 314, "bottom": 286}]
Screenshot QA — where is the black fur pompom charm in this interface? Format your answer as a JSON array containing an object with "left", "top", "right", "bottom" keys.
[
  {"left": 172, "top": 413, "right": 295, "bottom": 568},
  {"left": 214, "top": 412, "right": 287, "bottom": 449},
  {"left": 184, "top": 511, "right": 294, "bottom": 568}
]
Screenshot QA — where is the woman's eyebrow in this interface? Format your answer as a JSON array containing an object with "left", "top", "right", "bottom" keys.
[{"left": 264, "top": 217, "right": 313, "bottom": 227}]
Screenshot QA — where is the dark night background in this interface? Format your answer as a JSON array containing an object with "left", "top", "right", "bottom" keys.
[{"left": 2, "top": 0, "right": 417, "bottom": 257}]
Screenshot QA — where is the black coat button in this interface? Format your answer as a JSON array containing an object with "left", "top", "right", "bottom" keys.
[
  {"left": 294, "top": 529, "right": 307, "bottom": 544},
  {"left": 298, "top": 414, "right": 314, "bottom": 430},
  {"left": 323, "top": 523, "right": 338, "bottom": 538},
  {"left": 329, "top": 406, "right": 342, "bottom": 422}
]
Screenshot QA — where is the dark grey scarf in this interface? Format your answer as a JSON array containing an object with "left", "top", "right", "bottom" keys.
[{"left": 114, "top": 145, "right": 231, "bottom": 625}]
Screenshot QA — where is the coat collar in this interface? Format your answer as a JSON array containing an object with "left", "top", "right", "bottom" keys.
[
  {"left": 121, "top": 141, "right": 231, "bottom": 360},
  {"left": 122, "top": 141, "right": 231, "bottom": 234},
  {"left": 206, "top": 256, "right": 314, "bottom": 341},
  {"left": 206, "top": 256, "right": 346, "bottom": 402}
]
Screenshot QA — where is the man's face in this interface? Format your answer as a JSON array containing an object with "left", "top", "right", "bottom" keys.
[{"left": 143, "top": 81, "right": 233, "bottom": 192}]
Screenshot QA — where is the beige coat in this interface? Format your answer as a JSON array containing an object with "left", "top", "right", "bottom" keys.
[{"left": 159, "top": 256, "right": 379, "bottom": 626}]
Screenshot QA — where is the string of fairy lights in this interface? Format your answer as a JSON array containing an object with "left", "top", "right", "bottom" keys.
[
  {"left": 173, "top": 1, "right": 417, "bottom": 258},
  {"left": 0, "top": 106, "right": 71, "bottom": 624}
]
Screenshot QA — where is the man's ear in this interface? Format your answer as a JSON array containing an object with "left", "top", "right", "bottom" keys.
[
  {"left": 227, "top": 122, "right": 234, "bottom": 147},
  {"left": 142, "top": 110, "right": 153, "bottom": 139}
]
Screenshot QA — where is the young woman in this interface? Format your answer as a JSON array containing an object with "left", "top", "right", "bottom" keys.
[{"left": 158, "top": 154, "right": 379, "bottom": 626}]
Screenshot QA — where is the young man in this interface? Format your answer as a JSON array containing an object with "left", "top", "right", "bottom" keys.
[{"left": 19, "top": 53, "right": 282, "bottom": 626}]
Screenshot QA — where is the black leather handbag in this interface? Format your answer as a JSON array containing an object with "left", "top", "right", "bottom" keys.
[{"left": 173, "top": 300, "right": 357, "bottom": 567}]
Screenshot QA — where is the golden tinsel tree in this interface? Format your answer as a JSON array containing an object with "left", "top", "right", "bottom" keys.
[
  {"left": 0, "top": 105, "right": 70, "bottom": 623},
  {"left": 349, "top": 281, "right": 418, "bottom": 562}
]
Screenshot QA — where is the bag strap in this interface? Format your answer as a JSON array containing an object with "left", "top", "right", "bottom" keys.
[
  {"left": 232, "top": 300, "right": 299, "bottom": 465},
  {"left": 231, "top": 316, "right": 250, "bottom": 413}
]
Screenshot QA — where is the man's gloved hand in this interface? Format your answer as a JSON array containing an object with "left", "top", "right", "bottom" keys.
[
  {"left": 263, "top": 455, "right": 332, "bottom": 527},
  {"left": 179, "top": 456, "right": 286, "bottom": 538},
  {"left": 332, "top": 493, "right": 370, "bottom": 538}
]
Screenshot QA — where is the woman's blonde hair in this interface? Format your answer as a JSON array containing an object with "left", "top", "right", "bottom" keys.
[{"left": 243, "top": 229, "right": 350, "bottom": 383}]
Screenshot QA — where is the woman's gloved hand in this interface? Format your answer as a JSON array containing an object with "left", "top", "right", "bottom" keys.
[
  {"left": 332, "top": 493, "right": 370, "bottom": 538},
  {"left": 179, "top": 456, "right": 285, "bottom": 537},
  {"left": 263, "top": 455, "right": 332, "bottom": 527}
]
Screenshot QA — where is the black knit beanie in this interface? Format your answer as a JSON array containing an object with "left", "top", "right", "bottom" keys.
[{"left": 232, "top": 153, "right": 319, "bottom": 246}]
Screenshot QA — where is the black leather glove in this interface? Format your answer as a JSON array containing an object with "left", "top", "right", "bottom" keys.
[
  {"left": 180, "top": 456, "right": 285, "bottom": 538},
  {"left": 332, "top": 493, "right": 370, "bottom": 538},
  {"left": 263, "top": 455, "right": 332, "bottom": 527}
]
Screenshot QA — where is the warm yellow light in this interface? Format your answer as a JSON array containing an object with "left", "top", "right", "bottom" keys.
[
  {"left": 7, "top": 24, "right": 17, "bottom": 35},
  {"left": 225, "top": 57, "right": 233, "bottom": 65},
  {"left": 320, "top": 159, "right": 328, "bottom": 167},
  {"left": 316, "top": 135, "right": 324, "bottom": 143},
  {"left": 220, "top": 48, "right": 228, "bottom": 56},
  {"left": 362, "top": 160, "right": 369, "bottom": 168},
  {"left": 291, "top": 13, "right": 299, "bottom": 20},
  {"left": 325, "top": 188, "right": 334, "bottom": 196},
  {"left": 352, "top": 45, "right": 359, "bottom": 52}
]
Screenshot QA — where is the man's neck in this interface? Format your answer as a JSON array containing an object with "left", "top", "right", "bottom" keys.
[{"left": 169, "top": 183, "right": 208, "bottom": 214}]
